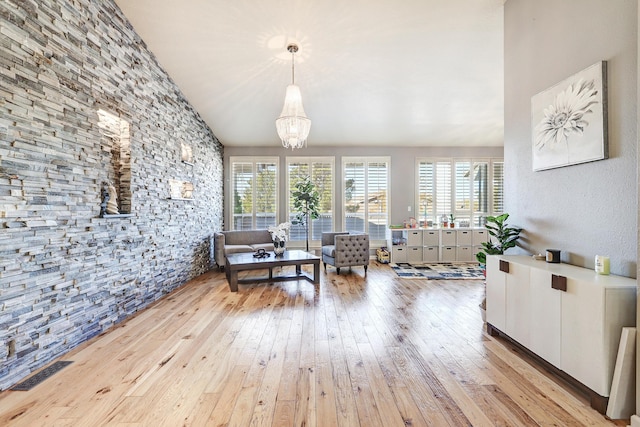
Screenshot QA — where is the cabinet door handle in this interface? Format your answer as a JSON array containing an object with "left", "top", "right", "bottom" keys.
[
  {"left": 499, "top": 260, "right": 509, "bottom": 273},
  {"left": 551, "top": 274, "right": 567, "bottom": 292}
]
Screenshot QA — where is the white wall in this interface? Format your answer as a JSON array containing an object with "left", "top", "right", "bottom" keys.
[{"left": 504, "top": 0, "right": 637, "bottom": 277}]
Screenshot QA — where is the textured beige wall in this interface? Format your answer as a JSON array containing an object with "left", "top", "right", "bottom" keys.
[{"left": 504, "top": 0, "right": 637, "bottom": 277}]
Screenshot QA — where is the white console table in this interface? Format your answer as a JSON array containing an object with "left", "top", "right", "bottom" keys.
[{"left": 486, "top": 255, "right": 637, "bottom": 413}]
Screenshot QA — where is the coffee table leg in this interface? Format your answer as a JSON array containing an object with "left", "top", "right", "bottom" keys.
[
  {"left": 296, "top": 264, "right": 301, "bottom": 275},
  {"left": 313, "top": 261, "right": 319, "bottom": 284},
  {"left": 228, "top": 269, "right": 238, "bottom": 292}
]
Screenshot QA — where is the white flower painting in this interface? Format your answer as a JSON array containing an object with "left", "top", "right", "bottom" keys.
[{"left": 532, "top": 61, "right": 608, "bottom": 171}]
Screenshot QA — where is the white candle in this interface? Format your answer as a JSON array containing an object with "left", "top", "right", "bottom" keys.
[{"left": 595, "top": 255, "right": 610, "bottom": 275}]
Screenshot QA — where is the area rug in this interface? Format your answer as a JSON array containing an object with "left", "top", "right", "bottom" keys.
[{"left": 390, "top": 263, "right": 485, "bottom": 279}]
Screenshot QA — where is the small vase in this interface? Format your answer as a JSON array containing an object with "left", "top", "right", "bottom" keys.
[{"left": 273, "top": 239, "right": 286, "bottom": 256}]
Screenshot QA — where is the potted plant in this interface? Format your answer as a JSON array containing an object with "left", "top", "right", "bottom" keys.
[
  {"left": 449, "top": 213, "right": 455, "bottom": 228},
  {"left": 476, "top": 213, "right": 522, "bottom": 317},
  {"left": 268, "top": 222, "right": 291, "bottom": 256},
  {"left": 292, "top": 176, "right": 320, "bottom": 252}
]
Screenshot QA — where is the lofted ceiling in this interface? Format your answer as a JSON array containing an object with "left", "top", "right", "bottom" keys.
[{"left": 113, "top": 0, "right": 505, "bottom": 148}]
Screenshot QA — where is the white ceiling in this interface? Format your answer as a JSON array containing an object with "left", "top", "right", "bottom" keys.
[{"left": 113, "top": 0, "right": 505, "bottom": 148}]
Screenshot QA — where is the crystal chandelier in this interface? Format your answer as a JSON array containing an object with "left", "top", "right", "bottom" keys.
[{"left": 276, "top": 43, "right": 311, "bottom": 149}]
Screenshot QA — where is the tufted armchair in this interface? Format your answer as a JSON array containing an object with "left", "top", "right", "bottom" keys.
[{"left": 321, "top": 232, "right": 370, "bottom": 275}]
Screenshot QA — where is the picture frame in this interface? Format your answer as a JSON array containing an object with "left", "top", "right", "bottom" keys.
[{"left": 531, "top": 61, "right": 608, "bottom": 171}]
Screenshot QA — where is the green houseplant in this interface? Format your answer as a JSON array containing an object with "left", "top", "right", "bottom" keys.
[
  {"left": 292, "top": 176, "right": 320, "bottom": 252},
  {"left": 475, "top": 213, "right": 522, "bottom": 265}
]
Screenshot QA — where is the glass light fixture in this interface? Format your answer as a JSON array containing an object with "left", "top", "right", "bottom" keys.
[{"left": 276, "top": 43, "right": 311, "bottom": 149}]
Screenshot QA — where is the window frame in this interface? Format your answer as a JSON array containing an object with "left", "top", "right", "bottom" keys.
[
  {"left": 341, "top": 156, "right": 390, "bottom": 242},
  {"left": 415, "top": 157, "right": 504, "bottom": 227},
  {"left": 285, "top": 156, "right": 335, "bottom": 247},
  {"left": 228, "top": 156, "right": 279, "bottom": 231}
]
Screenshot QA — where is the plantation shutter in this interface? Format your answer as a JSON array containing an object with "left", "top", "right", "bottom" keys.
[{"left": 492, "top": 161, "right": 504, "bottom": 215}]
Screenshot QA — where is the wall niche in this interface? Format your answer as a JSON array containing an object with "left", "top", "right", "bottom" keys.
[{"left": 97, "top": 109, "right": 132, "bottom": 215}]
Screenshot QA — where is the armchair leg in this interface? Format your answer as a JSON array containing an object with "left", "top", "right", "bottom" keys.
[
  {"left": 336, "top": 267, "right": 340, "bottom": 275},
  {"left": 364, "top": 265, "right": 368, "bottom": 275},
  {"left": 323, "top": 262, "right": 326, "bottom": 272}
]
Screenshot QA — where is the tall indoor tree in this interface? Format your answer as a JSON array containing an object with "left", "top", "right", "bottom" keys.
[{"left": 292, "top": 176, "right": 320, "bottom": 252}]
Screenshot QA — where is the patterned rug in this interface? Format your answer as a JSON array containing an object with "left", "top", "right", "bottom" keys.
[{"left": 390, "top": 263, "right": 485, "bottom": 279}]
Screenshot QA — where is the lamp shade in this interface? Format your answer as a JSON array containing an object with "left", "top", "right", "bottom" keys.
[{"left": 276, "top": 84, "right": 311, "bottom": 149}]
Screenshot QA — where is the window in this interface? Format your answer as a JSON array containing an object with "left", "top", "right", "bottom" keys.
[
  {"left": 416, "top": 158, "right": 503, "bottom": 227},
  {"left": 473, "top": 161, "right": 490, "bottom": 222},
  {"left": 229, "top": 157, "right": 278, "bottom": 230},
  {"left": 286, "top": 157, "right": 334, "bottom": 244},
  {"left": 342, "top": 157, "right": 389, "bottom": 240},
  {"left": 417, "top": 160, "right": 452, "bottom": 226},
  {"left": 492, "top": 161, "right": 504, "bottom": 215}
]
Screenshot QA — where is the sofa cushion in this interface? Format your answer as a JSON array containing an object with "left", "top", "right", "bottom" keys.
[
  {"left": 322, "top": 245, "right": 336, "bottom": 258},
  {"left": 250, "top": 242, "right": 274, "bottom": 252},
  {"left": 224, "top": 244, "right": 254, "bottom": 255},
  {"left": 223, "top": 229, "right": 272, "bottom": 245}
]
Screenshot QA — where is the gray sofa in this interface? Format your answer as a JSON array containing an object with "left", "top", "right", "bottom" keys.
[
  {"left": 214, "top": 229, "right": 274, "bottom": 268},
  {"left": 321, "top": 232, "right": 369, "bottom": 275}
]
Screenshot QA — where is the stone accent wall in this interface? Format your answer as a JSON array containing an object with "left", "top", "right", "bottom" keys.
[{"left": 0, "top": 0, "right": 224, "bottom": 390}]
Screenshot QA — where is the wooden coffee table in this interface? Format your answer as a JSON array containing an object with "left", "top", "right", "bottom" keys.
[{"left": 224, "top": 249, "right": 320, "bottom": 292}]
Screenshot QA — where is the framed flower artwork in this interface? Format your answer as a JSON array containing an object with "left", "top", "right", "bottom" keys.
[{"left": 531, "top": 61, "right": 608, "bottom": 171}]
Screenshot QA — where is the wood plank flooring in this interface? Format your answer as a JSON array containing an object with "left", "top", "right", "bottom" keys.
[{"left": 0, "top": 262, "right": 628, "bottom": 426}]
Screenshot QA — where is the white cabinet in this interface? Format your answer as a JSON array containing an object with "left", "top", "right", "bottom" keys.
[
  {"left": 422, "top": 230, "right": 439, "bottom": 263},
  {"left": 457, "top": 229, "right": 472, "bottom": 245},
  {"left": 472, "top": 229, "right": 489, "bottom": 260},
  {"left": 560, "top": 274, "right": 636, "bottom": 396},
  {"left": 422, "top": 246, "right": 439, "bottom": 263},
  {"left": 406, "top": 230, "right": 422, "bottom": 246},
  {"left": 440, "top": 229, "right": 457, "bottom": 262},
  {"left": 440, "top": 245, "right": 456, "bottom": 262},
  {"left": 391, "top": 246, "right": 407, "bottom": 263},
  {"left": 486, "top": 255, "right": 506, "bottom": 330},
  {"left": 486, "top": 255, "right": 636, "bottom": 402},
  {"left": 456, "top": 229, "right": 473, "bottom": 261},
  {"left": 504, "top": 260, "right": 531, "bottom": 347},
  {"left": 387, "top": 228, "right": 487, "bottom": 264},
  {"left": 456, "top": 246, "right": 474, "bottom": 262},
  {"left": 472, "top": 229, "right": 488, "bottom": 244},
  {"left": 528, "top": 268, "right": 561, "bottom": 367},
  {"left": 407, "top": 246, "right": 423, "bottom": 263},
  {"left": 423, "top": 230, "right": 439, "bottom": 246},
  {"left": 441, "top": 230, "right": 456, "bottom": 246}
]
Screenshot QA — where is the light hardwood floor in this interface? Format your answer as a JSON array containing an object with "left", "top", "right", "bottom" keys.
[{"left": 0, "top": 262, "right": 627, "bottom": 426}]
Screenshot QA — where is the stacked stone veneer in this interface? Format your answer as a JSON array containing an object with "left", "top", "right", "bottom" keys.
[{"left": 0, "top": 0, "right": 223, "bottom": 390}]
